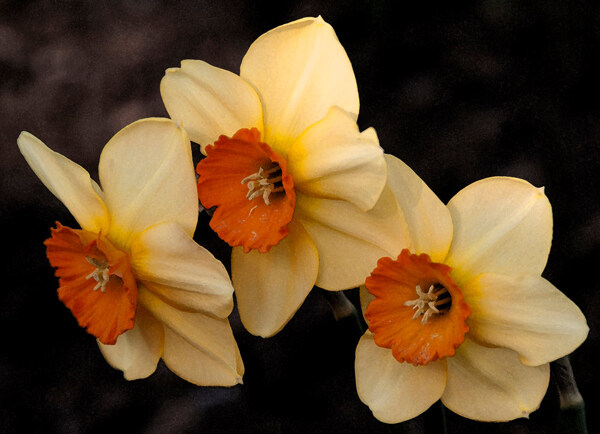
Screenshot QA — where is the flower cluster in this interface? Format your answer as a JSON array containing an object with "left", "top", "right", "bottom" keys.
[{"left": 18, "top": 16, "right": 588, "bottom": 423}]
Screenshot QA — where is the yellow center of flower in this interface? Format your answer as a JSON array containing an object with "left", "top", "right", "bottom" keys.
[
  {"left": 196, "top": 128, "right": 296, "bottom": 253},
  {"left": 365, "top": 249, "right": 471, "bottom": 366}
]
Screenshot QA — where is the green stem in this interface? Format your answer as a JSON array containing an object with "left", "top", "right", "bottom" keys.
[
  {"left": 552, "top": 356, "right": 587, "bottom": 434},
  {"left": 440, "top": 401, "right": 448, "bottom": 434}
]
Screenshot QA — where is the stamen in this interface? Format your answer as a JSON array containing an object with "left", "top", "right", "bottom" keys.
[
  {"left": 241, "top": 164, "right": 284, "bottom": 206},
  {"left": 85, "top": 256, "right": 110, "bottom": 293},
  {"left": 404, "top": 284, "right": 452, "bottom": 324}
]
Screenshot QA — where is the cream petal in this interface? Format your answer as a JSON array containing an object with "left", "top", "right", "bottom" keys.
[
  {"left": 17, "top": 131, "right": 109, "bottom": 233},
  {"left": 139, "top": 288, "right": 243, "bottom": 386},
  {"left": 445, "top": 177, "right": 553, "bottom": 284},
  {"left": 98, "top": 305, "right": 164, "bottom": 380},
  {"left": 98, "top": 118, "right": 198, "bottom": 248},
  {"left": 355, "top": 332, "right": 447, "bottom": 424},
  {"left": 384, "top": 155, "right": 453, "bottom": 263},
  {"left": 162, "top": 327, "right": 244, "bottom": 386},
  {"left": 231, "top": 220, "right": 319, "bottom": 337},
  {"left": 160, "top": 59, "right": 263, "bottom": 153},
  {"left": 295, "top": 187, "right": 411, "bottom": 290},
  {"left": 442, "top": 338, "right": 550, "bottom": 421},
  {"left": 240, "top": 16, "right": 359, "bottom": 152},
  {"left": 463, "top": 273, "right": 588, "bottom": 366},
  {"left": 130, "top": 222, "right": 234, "bottom": 318},
  {"left": 287, "top": 106, "right": 385, "bottom": 211}
]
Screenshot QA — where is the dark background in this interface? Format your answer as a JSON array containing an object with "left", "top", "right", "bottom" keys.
[{"left": 1, "top": 0, "right": 599, "bottom": 433}]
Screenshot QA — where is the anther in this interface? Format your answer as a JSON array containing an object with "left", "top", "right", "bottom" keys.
[
  {"left": 241, "top": 164, "right": 284, "bottom": 206},
  {"left": 85, "top": 256, "right": 110, "bottom": 293},
  {"left": 404, "top": 284, "right": 452, "bottom": 324}
]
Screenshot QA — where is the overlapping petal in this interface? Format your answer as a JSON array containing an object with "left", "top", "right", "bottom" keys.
[
  {"left": 99, "top": 118, "right": 198, "bottom": 249},
  {"left": 445, "top": 177, "right": 552, "bottom": 284},
  {"left": 295, "top": 187, "right": 410, "bottom": 290},
  {"left": 240, "top": 16, "right": 359, "bottom": 152},
  {"left": 231, "top": 221, "right": 318, "bottom": 337},
  {"left": 130, "top": 222, "right": 234, "bottom": 318},
  {"left": 162, "top": 327, "right": 244, "bottom": 386},
  {"left": 385, "top": 155, "right": 452, "bottom": 263},
  {"left": 443, "top": 338, "right": 550, "bottom": 421},
  {"left": 356, "top": 332, "right": 447, "bottom": 424},
  {"left": 463, "top": 273, "right": 589, "bottom": 366},
  {"left": 139, "top": 289, "right": 243, "bottom": 386},
  {"left": 161, "top": 60, "right": 263, "bottom": 153},
  {"left": 287, "top": 106, "right": 385, "bottom": 211},
  {"left": 98, "top": 306, "right": 164, "bottom": 380},
  {"left": 17, "top": 132, "right": 109, "bottom": 233}
]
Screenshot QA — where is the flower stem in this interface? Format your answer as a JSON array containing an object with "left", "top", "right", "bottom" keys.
[
  {"left": 552, "top": 356, "right": 587, "bottom": 434},
  {"left": 321, "top": 289, "right": 366, "bottom": 336}
]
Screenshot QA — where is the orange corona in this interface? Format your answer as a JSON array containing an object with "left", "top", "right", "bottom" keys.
[
  {"left": 365, "top": 249, "right": 470, "bottom": 365},
  {"left": 45, "top": 223, "right": 138, "bottom": 345},
  {"left": 196, "top": 128, "right": 296, "bottom": 253}
]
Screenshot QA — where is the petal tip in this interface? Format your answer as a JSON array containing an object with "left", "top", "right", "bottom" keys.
[{"left": 16, "top": 130, "right": 40, "bottom": 150}]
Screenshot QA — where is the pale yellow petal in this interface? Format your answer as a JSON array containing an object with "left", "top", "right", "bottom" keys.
[
  {"left": 287, "top": 106, "right": 385, "bottom": 211},
  {"left": 162, "top": 327, "right": 244, "bottom": 386},
  {"left": 385, "top": 154, "right": 453, "bottom": 263},
  {"left": 295, "top": 187, "right": 411, "bottom": 290},
  {"left": 355, "top": 332, "right": 447, "bottom": 424},
  {"left": 98, "top": 305, "right": 164, "bottom": 380},
  {"left": 17, "top": 131, "right": 109, "bottom": 233},
  {"left": 464, "top": 273, "right": 588, "bottom": 366},
  {"left": 98, "top": 118, "right": 198, "bottom": 248},
  {"left": 130, "top": 222, "right": 233, "bottom": 318},
  {"left": 445, "top": 177, "right": 552, "bottom": 284},
  {"left": 442, "top": 338, "right": 550, "bottom": 421},
  {"left": 139, "top": 288, "right": 243, "bottom": 386},
  {"left": 240, "top": 16, "right": 359, "bottom": 152},
  {"left": 160, "top": 59, "right": 263, "bottom": 153},
  {"left": 231, "top": 220, "right": 318, "bottom": 337}
]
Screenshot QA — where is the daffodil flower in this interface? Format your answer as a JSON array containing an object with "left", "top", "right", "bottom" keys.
[
  {"left": 355, "top": 155, "right": 589, "bottom": 423},
  {"left": 161, "top": 17, "right": 405, "bottom": 337},
  {"left": 17, "top": 118, "right": 244, "bottom": 386}
]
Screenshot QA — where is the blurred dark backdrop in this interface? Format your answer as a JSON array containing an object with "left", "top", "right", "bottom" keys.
[{"left": 1, "top": 0, "right": 598, "bottom": 433}]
